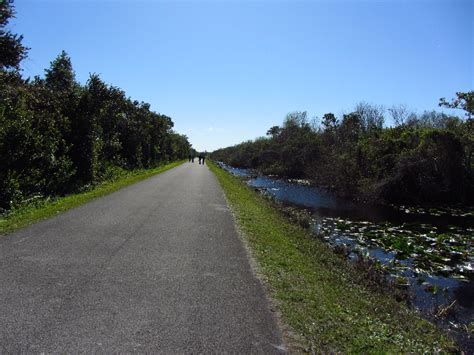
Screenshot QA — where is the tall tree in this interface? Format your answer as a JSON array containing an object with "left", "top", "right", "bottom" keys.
[
  {"left": 45, "top": 51, "right": 78, "bottom": 93},
  {"left": 0, "top": 3, "right": 28, "bottom": 70}
]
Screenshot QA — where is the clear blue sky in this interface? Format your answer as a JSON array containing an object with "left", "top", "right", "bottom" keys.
[{"left": 11, "top": 0, "right": 473, "bottom": 152}]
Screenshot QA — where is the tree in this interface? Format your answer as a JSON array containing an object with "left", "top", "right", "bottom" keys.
[
  {"left": 266, "top": 126, "right": 281, "bottom": 137},
  {"left": 439, "top": 91, "right": 474, "bottom": 119},
  {"left": 211, "top": 99, "right": 473, "bottom": 205},
  {"left": 0, "top": 3, "right": 28, "bottom": 70},
  {"left": 355, "top": 102, "right": 385, "bottom": 131},
  {"left": 0, "top": 6, "right": 192, "bottom": 211},
  {"left": 283, "top": 111, "right": 309, "bottom": 129},
  {"left": 45, "top": 51, "right": 77, "bottom": 93},
  {"left": 388, "top": 104, "right": 409, "bottom": 126},
  {"left": 321, "top": 113, "right": 338, "bottom": 131}
]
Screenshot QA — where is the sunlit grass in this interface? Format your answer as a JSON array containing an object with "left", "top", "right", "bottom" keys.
[
  {"left": 0, "top": 160, "right": 185, "bottom": 236},
  {"left": 208, "top": 160, "right": 456, "bottom": 352}
]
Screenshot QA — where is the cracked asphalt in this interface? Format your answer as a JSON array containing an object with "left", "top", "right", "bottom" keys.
[{"left": 0, "top": 162, "right": 284, "bottom": 353}]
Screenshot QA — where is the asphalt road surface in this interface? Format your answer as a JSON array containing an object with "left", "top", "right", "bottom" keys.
[{"left": 0, "top": 162, "right": 284, "bottom": 353}]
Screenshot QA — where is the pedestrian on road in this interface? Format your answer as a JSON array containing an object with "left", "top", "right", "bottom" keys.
[
  {"left": 198, "top": 155, "right": 202, "bottom": 164},
  {"left": 201, "top": 155, "right": 205, "bottom": 164}
]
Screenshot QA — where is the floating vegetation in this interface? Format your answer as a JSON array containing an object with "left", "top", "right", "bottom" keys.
[
  {"left": 287, "top": 178, "right": 311, "bottom": 186},
  {"left": 317, "top": 217, "right": 473, "bottom": 280},
  {"left": 391, "top": 204, "right": 474, "bottom": 218},
  {"left": 314, "top": 215, "right": 474, "bottom": 346}
]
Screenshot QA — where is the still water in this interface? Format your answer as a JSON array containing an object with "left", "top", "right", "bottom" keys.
[{"left": 218, "top": 162, "right": 473, "bottom": 347}]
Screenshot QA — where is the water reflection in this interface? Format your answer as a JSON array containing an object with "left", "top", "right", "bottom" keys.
[
  {"left": 249, "top": 175, "right": 473, "bottom": 230},
  {"left": 250, "top": 176, "right": 345, "bottom": 210}
]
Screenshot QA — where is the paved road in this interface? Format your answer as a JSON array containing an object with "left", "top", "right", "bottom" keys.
[{"left": 0, "top": 162, "right": 284, "bottom": 353}]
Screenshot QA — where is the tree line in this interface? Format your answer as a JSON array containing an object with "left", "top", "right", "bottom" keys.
[
  {"left": 0, "top": 4, "right": 192, "bottom": 212},
  {"left": 211, "top": 97, "right": 474, "bottom": 205}
]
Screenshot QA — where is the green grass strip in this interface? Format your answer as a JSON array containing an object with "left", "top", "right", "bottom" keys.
[
  {"left": 208, "top": 160, "right": 455, "bottom": 353},
  {"left": 0, "top": 160, "right": 185, "bottom": 236}
]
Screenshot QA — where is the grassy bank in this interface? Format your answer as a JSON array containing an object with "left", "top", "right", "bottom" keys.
[
  {"left": 0, "top": 161, "right": 184, "bottom": 236},
  {"left": 208, "top": 160, "right": 455, "bottom": 352}
]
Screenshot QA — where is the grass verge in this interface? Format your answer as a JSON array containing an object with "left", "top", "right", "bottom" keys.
[
  {"left": 0, "top": 160, "right": 185, "bottom": 236},
  {"left": 208, "top": 160, "right": 456, "bottom": 352}
]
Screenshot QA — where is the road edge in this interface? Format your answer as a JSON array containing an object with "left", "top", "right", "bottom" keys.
[{"left": 0, "top": 160, "right": 185, "bottom": 236}]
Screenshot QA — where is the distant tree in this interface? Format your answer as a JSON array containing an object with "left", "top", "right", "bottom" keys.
[
  {"left": 339, "top": 112, "right": 363, "bottom": 143},
  {"left": 284, "top": 111, "right": 309, "bottom": 129},
  {"left": 45, "top": 51, "right": 78, "bottom": 93},
  {"left": 388, "top": 104, "right": 409, "bottom": 126},
  {"left": 355, "top": 102, "right": 385, "bottom": 131},
  {"left": 266, "top": 125, "right": 281, "bottom": 137},
  {"left": 404, "top": 111, "right": 460, "bottom": 129},
  {"left": 321, "top": 113, "right": 338, "bottom": 131}
]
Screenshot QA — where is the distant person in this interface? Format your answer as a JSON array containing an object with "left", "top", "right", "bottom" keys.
[
  {"left": 201, "top": 155, "right": 205, "bottom": 164},
  {"left": 188, "top": 154, "right": 192, "bottom": 162},
  {"left": 192, "top": 155, "right": 195, "bottom": 163},
  {"left": 198, "top": 155, "right": 202, "bottom": 164}
]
